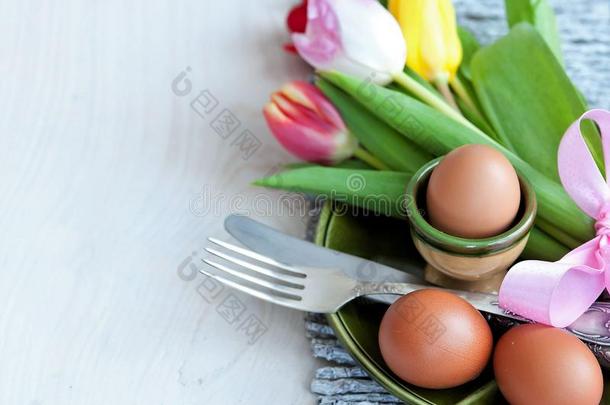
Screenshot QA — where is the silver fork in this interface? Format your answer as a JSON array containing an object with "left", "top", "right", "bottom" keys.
[
  {"left": 201, "top": 237, "right": 610, "bottom": 369},
  {"left": 201, "top": 237, "right": 518, "bottom": 316}
]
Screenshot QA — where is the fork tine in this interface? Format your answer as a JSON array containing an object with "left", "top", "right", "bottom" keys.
[
  {"left": 208, "top": 237, "right": 306, "bottom": 278},
  {"left": 202, "top": 259, "right": 303, "bottom": 299},
  {"left": 205, "top": 247, "right": 304, "bottom": 288},
  {"left": 199, "top": 265, "right": 304, "bottom": 311}
]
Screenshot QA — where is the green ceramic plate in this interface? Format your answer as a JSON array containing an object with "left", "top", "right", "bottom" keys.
[{"left": 313, "top": 202, "right": 610, "bottom": 404}]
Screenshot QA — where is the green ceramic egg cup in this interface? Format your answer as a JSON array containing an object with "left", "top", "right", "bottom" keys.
[{"left": 405, "top": 158, "right": 537, "bottom": 293}]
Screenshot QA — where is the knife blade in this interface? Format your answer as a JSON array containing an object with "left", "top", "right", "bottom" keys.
[
  {"left": 223, "top": 214, "right": 423, "bottom": 287},
  {"left": 224, "top": 215, "right": 513, "bottom": 309}
]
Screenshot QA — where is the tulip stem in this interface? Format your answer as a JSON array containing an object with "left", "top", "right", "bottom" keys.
[
  {"left": 353, "top": 147, "right": 390, "bottom": 170},
  {"left": 451, "top": 76, "right": 487, "bottom": 123},
  {"left": 392, "top": 71, "right": 481, "bottom": 134},
  {"left": 434, "top": 79, "right": 460, "bottom": 112}
]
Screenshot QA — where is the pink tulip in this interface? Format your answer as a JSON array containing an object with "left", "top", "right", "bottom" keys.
[{"left": 263, "top": 81, "right": 358, "bottom": 165}]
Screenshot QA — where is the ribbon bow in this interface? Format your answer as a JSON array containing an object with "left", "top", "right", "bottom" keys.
[{"left": 499, "top": 109, "right": 610, "bottom": 328}]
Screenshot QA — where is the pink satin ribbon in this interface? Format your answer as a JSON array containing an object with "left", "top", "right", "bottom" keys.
[{"left": 499, "top": 109, "right": 610, "bottom": 328}]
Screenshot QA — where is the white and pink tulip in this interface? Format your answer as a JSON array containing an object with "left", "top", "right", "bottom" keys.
[{"left": 292, "top": 0, "right": 407, "bottom": 85}]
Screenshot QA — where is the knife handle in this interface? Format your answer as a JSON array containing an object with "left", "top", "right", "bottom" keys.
[
  {"left": 362, "top": 282, "right": 610, "bottom": 368},
  {"left": 483, "top": 302, "right": 610, "bottom": 369},
  {"left": 565, "top": 302, "right": 610, "bottom": 368}
]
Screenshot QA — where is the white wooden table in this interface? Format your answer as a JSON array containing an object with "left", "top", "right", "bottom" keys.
[{"left": 0, "top": 1, "right": 319, "bottom": 404}]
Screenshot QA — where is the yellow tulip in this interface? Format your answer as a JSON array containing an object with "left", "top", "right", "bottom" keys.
[{"left": 389, "top": 0, "right": 462, "bottom": 84}]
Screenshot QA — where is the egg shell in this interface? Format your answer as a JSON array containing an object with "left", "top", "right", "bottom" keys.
[
  {"left": 494, "top": 324, "right": 603, "bottom": 405},
  {"left": 426, "top": 144, "right": 521, "bottom": 239},
  {"left": 378, "top": 289, "right": 493, "bottom": 389}
]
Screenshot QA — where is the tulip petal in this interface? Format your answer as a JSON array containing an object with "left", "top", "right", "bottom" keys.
[
  {"left": 391, "top": 0, "right": 462, "bottom": 82},
  {"left": 420, "top": 0, "right": 447, "bottom": 80},
  {"left": 330, "top": 0, "right": 406, "bottom": 79},
  {"left": 400, "top": 0, "right": 427, "bottom": 79},
  {"left": 286, "top": 0, "right": 308, "bottom": 33},
  {"left": 264, "top": 102, "right": 344, "bottom": 164},
  {"left": 282, "top": 81, "right": 346, "bottom": 130},
  {"left": 263, "top": 101, "right": 290, "bottom": 123},
  {"left": 272, "top": 93, "right": 337, "bottom": 136},
  {"left": 387, "top": 0, "right": 400, "bottom": 19},
  {"left": 439, "top": 0, "right": 462, "bottom": 80},
  {"left": 294, "top": 0, "right": 406, "bottom": 85},
  {"left": 292, "top": 0, "right": 341, "bottom": 67},
  {"left": 263, "top": 81, "right": 358, "bottom": 164}
]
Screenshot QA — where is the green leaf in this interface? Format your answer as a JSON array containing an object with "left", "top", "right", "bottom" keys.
[
  {"left": 505, "top": 0, "right": 563, "bottom": 64},
  {"left": 453, "top": 80, "right": 499, "bottom": 140},
  {"left": 255, "top": 166, "right": 569, "bottom": 261},
  {"left": 316, "top": 78, "right": 433, "bottom": 173},
  {"left": 254, "top": 167, "right": 412, "bottom": 218},
  {"left": 284, "top": 159, "right": 373, "bottom": 170},
  {"left": 457, "top": 27, "right": 480, "bottom": 81},
  {"left": 522, "top": 227, "right": 569, "bottom": 261},
  {"left": 453, "top": 29, "right": 500, "bottom": 140},
  {"left": 471, "top": 23, "right": 603, "bottom": 183},
  {"left": 334, "top": 159, "right": 374, "bottom": 170},
  {"left": 319, "top": 70, "right": 594, "bottom": 246}
]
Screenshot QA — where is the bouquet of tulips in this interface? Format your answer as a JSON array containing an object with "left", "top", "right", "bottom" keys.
[{"left": 256, "top": 0, "right": 603, "bottom": 262}]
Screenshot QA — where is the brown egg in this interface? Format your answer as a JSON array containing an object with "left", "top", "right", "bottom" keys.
[
  {"left": 378, "top": 289, "right": 493, "bottom": 389},
  {"left": 426, "top": 144, "right": 521, "bottom": 238},
  {"left": 494, "top": 324, "right": 603, "bottom": 405}
]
